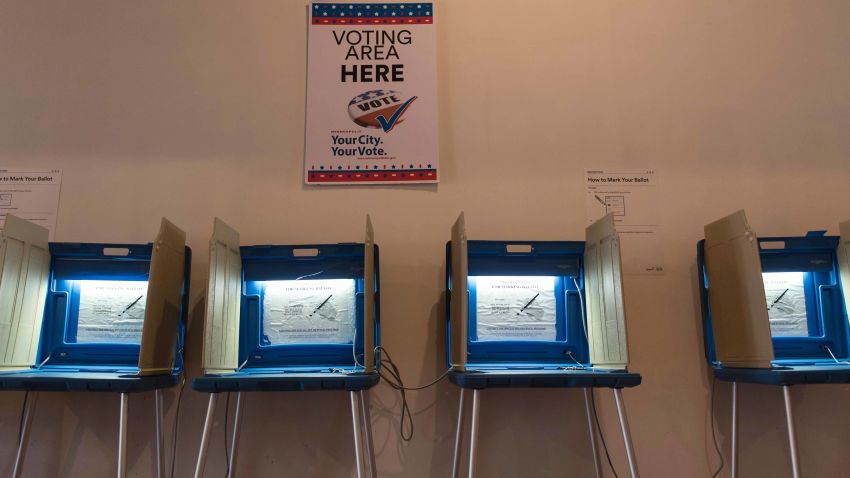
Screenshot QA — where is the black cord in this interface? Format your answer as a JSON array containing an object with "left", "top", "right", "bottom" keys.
[
  {"left": 377, "top": 350, "right": 414, "bottom": 441},
  {"left": 710, "top": 377, "right": 725, "bottom": 478},
  {"left": 169, "top": 375, "right": 187, "bottom": 478},
  {"left": 372, "top": 346, "right": 450, "bottom": 442},
  {"left": 224, "top": 392, "right": 231, "bottom": 477},
  {"left": 17, "top": 391, "right": 29, "bottom": 443},
  {"left": 590, "top": 389, "right": 619, "bottom": 478}
]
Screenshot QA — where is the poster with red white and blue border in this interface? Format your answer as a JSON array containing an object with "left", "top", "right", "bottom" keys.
[{"left": 305, "top": 1, "right": 438, "bottom": 185}]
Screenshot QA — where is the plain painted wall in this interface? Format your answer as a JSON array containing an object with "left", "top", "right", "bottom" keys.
[{"left": 1, "top": 0, "right": 849, "bottom": 476}]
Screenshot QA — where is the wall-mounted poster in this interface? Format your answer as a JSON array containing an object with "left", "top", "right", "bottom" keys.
[
  {"left": 0, "top": 168, "right": 62, "bottom": 240},
  {"left": 585, "top": 169, "right": 664, "bottom": 275},
  {"left": 305, "top": 2, "right": 438, "bottom": 185}
]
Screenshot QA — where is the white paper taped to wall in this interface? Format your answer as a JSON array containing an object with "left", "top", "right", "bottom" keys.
[
  {"left": 0, "top": 169, "right": 62, "bottom": 240},
  {"left": 262, "top": 279, "right": 356, "bottom": 345},
  {"left": 473, "top": 276, "right": 557, "bottom": 341},
  {"left": 585, "top": 169, "right": 663, "bottom": 275},
  {"left": 76, "top": 280, "right": 148, "bottom": 344},
  {"left": 763, "top": 272, "right": 808, "bottom": 337}
]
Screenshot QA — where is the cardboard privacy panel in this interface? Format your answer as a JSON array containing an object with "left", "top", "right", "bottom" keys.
[
  {"left": 202, "top": 218, "right": 242, "bottom": 374},
  {"left": 450, "top": 212, "right": 469, "bottom": 371},
  {"left": 0, "top": 216, "right": 50, "bottom": 370},
  {"left": 363, "top": 215, "right": 376, "bottom": 373},
  {"left": 138, "top": 218, "right": 187, "bottom": 376},
  {"left": 584, "top": 214, "right": 629, "bottom": 369},
  {"left": 704, "top": 210, "right": 774, "bottom": 368},
  {"left": 838, "top": 220, "right": 850, "bottom": 320}
]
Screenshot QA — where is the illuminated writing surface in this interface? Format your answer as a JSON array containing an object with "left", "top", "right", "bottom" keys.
[
  {"left": 76, "top": 280, "right": 148, "bottom": 344},
  {"left": 262, "top": 279, "right": 356, "bottom": 345},
  {"left": 474, "top": 276, "right": 557, "bottom": 341},
  {"left": 763, "top": 272, "right": 808, "bottom": 337}
]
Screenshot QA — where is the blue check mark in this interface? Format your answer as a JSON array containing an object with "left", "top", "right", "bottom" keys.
[{"left": 376, "top": 96, "right": 417, "bottom": 133}]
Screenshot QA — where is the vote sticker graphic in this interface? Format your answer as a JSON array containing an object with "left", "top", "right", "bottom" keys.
[{"left": 348, "top": 90, "right": 417, "bottom": 133}]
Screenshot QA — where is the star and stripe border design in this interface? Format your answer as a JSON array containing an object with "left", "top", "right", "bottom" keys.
[{"left": 312, "top": 3, "right": 434, "bottom": 25}]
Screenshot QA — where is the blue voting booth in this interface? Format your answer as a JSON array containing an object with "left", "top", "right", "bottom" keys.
[
  {"left": 0, "top": 215, "right": 191, "bottom": 478},
  {"left": 698, "top": 211, "right": 850, "bottom": 478},
  {"left": 192, "top": 217, "right": 381, "bottom": 478},
  {"left": 445, "top": 213, "right": 642, "bottom": 478}
]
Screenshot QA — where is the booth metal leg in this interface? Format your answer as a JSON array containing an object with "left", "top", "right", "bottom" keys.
[
  {"left": 783, "top": 385, "right": 801, "bottom": 478},
  {"left": 350, "top": 391, "right": 365, "bottom": 478},
  {"left": 731, "top": 382, "right": 738, "bottom": 478},
  {"left": 613, "top": 388, "right": 639, "bottom": 478},
  {"left": 12, "top": 392, "right": 38, "bottom": 478},
  {"left": 194, "top": 394, "right": 219, "bottom": 478},
  {"left": 118, "top": 393, "right": 129, "bottom": 478},
  {"left": 228, "top": 392, "right": 244, "bottom": 478},
  {"left": 358, "top": 390, "right": 377, "bottom": 478},
  {"left": 155, "top": 389, "right": 164, "bottom": 478},
  {"left": 467, "top": 389, "right": 481, "bottom": 478},
  {"left": 451, "top": 388, "right": 467, "bottom": 478},
  {"left": 583, "top": 389, "right": 603, "bottom": 478}
]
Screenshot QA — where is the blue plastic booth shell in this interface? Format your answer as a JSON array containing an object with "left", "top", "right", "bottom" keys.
[
  {"left": 697, "top": 234, "right": 850, "bottom": 386},
  {"left": 446, "top": 240, "right": 641, "bottom": 390},
  {"left": 193, "top": 242, "right": 380, "bottom": 393},
  {"left": 0, "top": 242, "right": 192, "bottom": 394}
]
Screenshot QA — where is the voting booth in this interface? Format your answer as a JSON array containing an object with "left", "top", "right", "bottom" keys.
[
  {"left": 698, "top": 210, "right": 850, "bottom": 478},
  {"left": 446, "top": 212, "right": 642, "bottom": 478},
  {"left": 0, "top": 215, "right": 191, "bottom": 478},
  {"left": 192, "top": 217, "right": 381, "bottom": 478}
]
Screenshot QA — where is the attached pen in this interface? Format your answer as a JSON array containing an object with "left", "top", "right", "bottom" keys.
[
  {"left": 119, "top": 295, "right": 144, "bottom": 316},
  {"left": 517, "top": 293, "right": 540, "bottom": 315},
  {"left": 768, "top": 288, "right": 789, "bottom": 310},
  {"left": 310, "top": 294, "right": 333, "bottom": 317}
]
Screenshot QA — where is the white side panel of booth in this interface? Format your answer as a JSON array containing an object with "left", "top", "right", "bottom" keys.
[
  {"left": 0, "top": 215, "right": 50, "bottom": 370},
  {"left": 202, "top": 218, "right": 242, "bottom": 374},
  {"left": 584, "top": 214, "right": 629, "bottom": 369}
]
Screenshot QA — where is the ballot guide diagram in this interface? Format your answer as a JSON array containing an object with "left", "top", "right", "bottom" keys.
[
  {"left": 763, "top": 272, "right": 809, "bottom": 337},
  {"left": 474, "top": 276, "right": 557, "bottom": 341},
  {"left": 0, "top": 169, "right": 62, "bottom": 240},
  {"left": 585, "top": 169, "right": 664, "bottom": 275},
  {"left": 262, "top": 279, "right": 356, "bottom": 345},
  {"left": 76, "top": 281, "right": 148, "bottom": 344}
]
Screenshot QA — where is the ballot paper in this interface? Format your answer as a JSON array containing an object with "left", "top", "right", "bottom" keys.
[
  {"left": 474, "top": 276, "right": 557, "bottom": 341},
  {"left": 763, "top": 272, "right": 809, "bottom": 337},
  {"left": 76, "top": 280, "right": 148, "bottom": 344},
  {"left": 262, "top": 279, "right": 356, "bottom": 345}
]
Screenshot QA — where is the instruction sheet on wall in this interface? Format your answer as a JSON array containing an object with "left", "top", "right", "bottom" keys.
[
  {"left": 585, "top": 169, "right": 664, "bottom": 275},
  {"left": 0, "top": 168, "right": 62, "bottom": 240}
]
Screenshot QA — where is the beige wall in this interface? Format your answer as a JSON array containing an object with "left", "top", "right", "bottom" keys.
[{"left": 2, "top": 0, "right": 850, "bottom": 476}]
